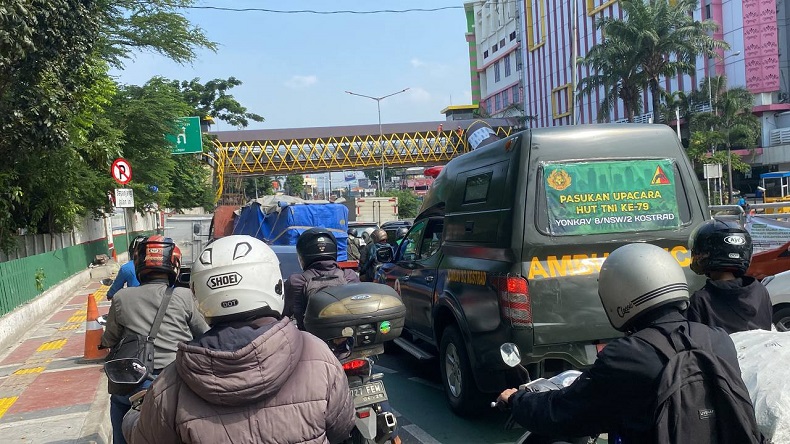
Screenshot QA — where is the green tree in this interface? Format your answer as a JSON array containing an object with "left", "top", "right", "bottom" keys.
[
  {"left": 381, "top": 190, "right": 421, "bottom": 219},
  {"left": 687, "top": 77, "right": 759, "bottom": 199},
  {"left": 578, "top": 34, "right": 644, "bottom": 122},
  {"left": 243, "top": 177, "right": 275, "bottom": 199},
  {"left": 587, "top": 0, "right": 726, "bottom": 121},
  {"left": 109, "top": 78, "right": 192, "bottom": 211},
  {"left": 98, "top": 0, "right": 216, "bottom": 67},
  {"left": 171, "top": 77, "right": 265, "bottom": 128},
  {"left": 286, "top": 175, "right": 305, "bottom": 197}
]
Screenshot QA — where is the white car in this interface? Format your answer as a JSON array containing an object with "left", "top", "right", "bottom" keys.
[{"left": 763, "top": 271, "right": 790, "bottom": 331}]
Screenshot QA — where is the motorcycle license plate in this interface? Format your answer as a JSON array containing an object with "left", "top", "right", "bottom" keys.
[{"left": 351, "top": 381, "right": 387, "bottom": 407}]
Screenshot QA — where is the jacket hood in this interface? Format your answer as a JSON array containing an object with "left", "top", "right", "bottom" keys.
[
  {"left": 705, "top": 277, "right": 760, "bottom": 317},
  {"left": 176, "top": 317, "right": 304, "bottom": 406},
  {"left": 307, "top": 260, "right": 341, "bottom": 272}
]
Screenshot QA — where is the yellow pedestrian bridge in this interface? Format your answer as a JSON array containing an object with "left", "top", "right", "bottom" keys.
[{"left": 207, "top": 119, "right": 515, "bottom": 202}]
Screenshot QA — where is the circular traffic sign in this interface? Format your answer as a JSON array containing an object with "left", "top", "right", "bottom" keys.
[{"left": 111, "top": 158, "right": 132, "bottom": 185}]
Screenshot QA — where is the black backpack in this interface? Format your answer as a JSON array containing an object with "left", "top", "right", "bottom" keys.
[
  {"left": 304, "top": 268, "right": 348, "bottom": 301},
  {"left": 634, "top": 325, "right": 763, "bottom": 444}
]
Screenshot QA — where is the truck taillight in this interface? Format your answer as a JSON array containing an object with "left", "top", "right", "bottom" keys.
[{"left": 497, "top": 276, "right": 532, "bottom": 327}]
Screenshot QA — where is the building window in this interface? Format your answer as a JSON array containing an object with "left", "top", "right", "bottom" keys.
[
  {"left": 484, "top": 50, "right": 489, "bottom": 58},
  {"left": 510, "top": 31, "right": 517, "bottom": 41},
  {"left": 516, "top": 50, "right": 523, "bottom": 71},
  {"left": 552, "top": 83, "right": 573, "bottom": 119},
  {"left": 512, "top": 85, "right": 520, "bottom": 104},
  {"left": 495, "top": 93, "right": 501, "bottom": 111},
  {"left": 493, "top": 44, "right": 498, "bottom": 53},
  {"left": 504, "top": 54, "right": 512, "bottom": 77},
  {"left": 486, "top": 99, "right": 493, "bottom": 115},
  {"left": 494, "top": 60, "right": 501, "bottom": 82},
  {"left": 500, "top": 38, "right": 506, "bottom": 48},
  {"left": 503, "top": 90, "right": 510, "bottom": 107},
  {"left": 586, "top": 0, "right": 618, "bottom": 16},
  {"left": 526, "top": 0, "right": 546, "bottom": 51}
]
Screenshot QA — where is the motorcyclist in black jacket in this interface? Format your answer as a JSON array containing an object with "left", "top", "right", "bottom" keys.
[
  {"left": 497, "top": 243, "right": 745, "bottom": 443},
  {"left": 686, "top": 219, "right": 773, "bottom": 333}
]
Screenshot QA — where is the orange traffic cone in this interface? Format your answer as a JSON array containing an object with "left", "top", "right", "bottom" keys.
[{"left": 83, "top": 294, "right": 108, "bottom": 362}]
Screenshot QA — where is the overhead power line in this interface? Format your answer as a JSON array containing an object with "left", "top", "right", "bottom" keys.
[{"left": 181, "top": 5, "right": 463, "bottom": 14}]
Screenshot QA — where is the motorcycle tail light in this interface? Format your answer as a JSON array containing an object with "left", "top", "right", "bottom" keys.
[
  {"left": 342, "top": 359, "right": 370, "bottom": 375},
  {"left": 357, "top": 410, "right": 371, "bottom": 419}
]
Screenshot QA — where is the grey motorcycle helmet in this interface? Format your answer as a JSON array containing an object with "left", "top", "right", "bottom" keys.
[{"left": 598, "top": 243, "right": 689, "bottom": 332}]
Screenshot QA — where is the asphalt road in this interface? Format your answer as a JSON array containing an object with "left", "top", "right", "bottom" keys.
[{"left": 374, "top": 348, "right": 526, "bottom": 444}]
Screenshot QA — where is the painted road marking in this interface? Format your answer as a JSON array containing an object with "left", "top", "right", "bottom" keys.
[
  {"left": 12, "top": 367, "right": 45, "bottom": 376},
  {"left": 0, "top": 396, "right": 18, "bottom": 420},
  {"left": 36, "top": 339, "right": 67, "bottom": 352},
  {"left": 402, "top": 424, "right": 443, "bottom": 444},
  {"left": 58, "top": 324, "right": 80, "bottom": 331},
  {"left": 67, "top": 314, "right": 87, "bottom": 323}
]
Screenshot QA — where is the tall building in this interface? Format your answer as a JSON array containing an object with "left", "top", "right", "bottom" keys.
[
  {"left": 506, "top": 0, "right": 790, "bottom": 171},
  {"left": 464, "top": 1, "right": 525, "bottom": 119}
]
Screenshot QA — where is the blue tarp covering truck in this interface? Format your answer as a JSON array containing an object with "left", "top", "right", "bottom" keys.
[{"left": 232, "top": 199, "right": 350, "bottom": 261}]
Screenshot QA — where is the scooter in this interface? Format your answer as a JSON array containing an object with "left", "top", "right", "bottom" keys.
[
  {"left": 493, "top": 343, "right": 596, "bottom": 444},
  {"left": 328, "top": 338, "right": 397, "bottom": 444}
]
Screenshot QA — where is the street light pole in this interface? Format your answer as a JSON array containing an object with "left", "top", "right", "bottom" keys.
[{"left": 346, "top": 88, "right": 410, "bottom": 193}]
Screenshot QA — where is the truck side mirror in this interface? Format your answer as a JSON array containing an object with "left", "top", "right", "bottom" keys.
[{"left": 193, "top": 223, "right": 201, "bottom": 235}]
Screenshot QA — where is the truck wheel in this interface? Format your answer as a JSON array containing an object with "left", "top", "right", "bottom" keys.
[
  {"left": 774, "top": 307, "right": 790, "bottom": 332},
  {"left": 439, "top": 326, "right": 481, "bottom": 416}
]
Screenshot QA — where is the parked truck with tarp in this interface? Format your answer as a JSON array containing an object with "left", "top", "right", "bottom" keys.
[{"left": 232, "top": 196, "right": 351, "bottom": 261}]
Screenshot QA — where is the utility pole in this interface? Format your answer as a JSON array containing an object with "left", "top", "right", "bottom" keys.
[{"left": 345, "top": 88, "right": 410, "bottom": 193}]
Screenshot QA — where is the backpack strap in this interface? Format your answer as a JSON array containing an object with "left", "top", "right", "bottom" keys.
[
  {"left": 147, "top": 287, "right": 174, "bottom": 340},
  {"left": 634, "top": 326, "right": 683, "bottom": 361}
]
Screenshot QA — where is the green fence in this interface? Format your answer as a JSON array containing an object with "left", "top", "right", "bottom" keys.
[{"left": 0, "top": 239, "right": 109, "bottom": 317}]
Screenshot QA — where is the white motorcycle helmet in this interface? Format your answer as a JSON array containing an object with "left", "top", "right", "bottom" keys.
[
  {"left": 191, "top": 235, "right": 284, "bottom": 325},
  {"left": 598, "top": 243, "right": 689, "bottom": 332}
]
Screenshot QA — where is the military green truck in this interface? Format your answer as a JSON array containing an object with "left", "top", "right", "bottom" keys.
[{"left": 377, "top": 124, "right": 710, "bottom": 415}]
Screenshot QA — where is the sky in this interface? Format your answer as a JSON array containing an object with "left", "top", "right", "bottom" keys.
[{"left": 111, "top": 1, "right": 474, "bottom": 133}]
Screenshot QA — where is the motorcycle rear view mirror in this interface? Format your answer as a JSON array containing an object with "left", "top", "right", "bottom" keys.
[
  {"left": 326, "top": 337, "right": 355, "bottom": 361},
  {"left": 500, "top": 343, "right": 522, "bottom": 368},
  {"left": 376, "top": 245, "right": 394, "bottom": 263},
  {"left": 104, "top": 358, "right": 149, "bottom": 385}
]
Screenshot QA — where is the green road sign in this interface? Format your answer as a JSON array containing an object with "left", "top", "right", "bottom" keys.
[{"left": 167, "top": 116, "right": 202, "bottom": 154}]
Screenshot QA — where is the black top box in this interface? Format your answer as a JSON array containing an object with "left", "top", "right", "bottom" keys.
[{"left": 304, "top": 282, "right": 406, "bottom": 352}]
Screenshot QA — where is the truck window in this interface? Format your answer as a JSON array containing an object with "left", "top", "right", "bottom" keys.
[
  {"left": 463, "top": 172, "right": 493, "bottom": 204},
  {"left": 400, "top": 220, "right": 427, "bottom": 261},
  {"left": 536, "top": 159, "right": 690, "bottom": 236},
  {"left": 419, "top": 219, "right": 444, "bottom": 260}
]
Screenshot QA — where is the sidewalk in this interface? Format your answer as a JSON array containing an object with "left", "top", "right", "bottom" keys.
[{"left": 0, "top": 266, "right": 117, "bottom": 443}]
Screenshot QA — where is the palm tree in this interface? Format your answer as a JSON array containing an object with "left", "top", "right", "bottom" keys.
[
  {"left": 578, "top": 31, "right": 644, "bottom": 122},
  {"left": 588, "top": 0, "right": 727, "bottom": 122},
  {"left": 688, "top": 77, "right": 759, "bottom": 200}
]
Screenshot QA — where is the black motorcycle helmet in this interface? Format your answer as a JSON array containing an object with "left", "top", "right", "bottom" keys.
[
  {"left": 689, "top": 219, "right": 753, "bottom": 276},
  {"left": 296, "top": 228, "right": 338, "bottom": 269},
  {"left": 128, "top": 235, "right": 147, "bottom": 258},
  {"left": 396, "top": 227, "right": 409, "bottom": 240}
]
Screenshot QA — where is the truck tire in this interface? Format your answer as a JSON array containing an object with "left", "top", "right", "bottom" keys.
[
  {"left": 773, "top": 307, "right": 790, "bottom": 332},
  {"left": 439, "top": 325, "right": 482, "bottom": 416}
]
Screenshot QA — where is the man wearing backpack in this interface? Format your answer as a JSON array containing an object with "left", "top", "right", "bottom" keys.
[
  {"left": 359, "top": 228, "right": 392, "bottom": 282},
  {"left": 285, "top": 228, "right": 359, "bottom": 331},
  {"left": 497, "top": 243, "right": 762, "bottom": 444}
]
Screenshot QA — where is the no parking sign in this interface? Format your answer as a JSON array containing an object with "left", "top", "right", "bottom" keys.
[{"left": 111, "top": 158, "right": 132, "bottom": 185}]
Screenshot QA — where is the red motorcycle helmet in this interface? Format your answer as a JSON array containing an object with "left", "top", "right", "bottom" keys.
[{"left": 134, "top": 235, "right": 181, "bottom": 284}]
